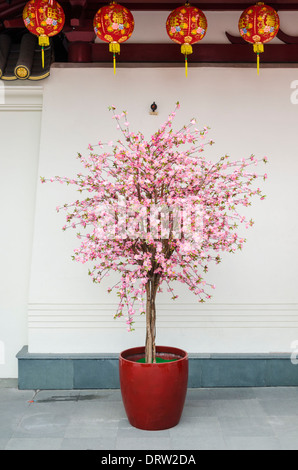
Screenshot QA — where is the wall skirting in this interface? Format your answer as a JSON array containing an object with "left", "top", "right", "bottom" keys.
[
  {"left": 28, "top": 302, "right": 298, "bottom": 329},
  {"left": 27, "top": 302, "right": 298, "bottom": 355},
  {"left": 17, "top": 346, "right": 298, "bottom": 390}
]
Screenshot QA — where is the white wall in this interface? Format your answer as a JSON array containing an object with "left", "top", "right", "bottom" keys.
[
  {"left": 26, "top": 66, "right": 298, "bottom": 356},
  {"left": 0, "top": 85, "right": 42, "bottom": 377}
]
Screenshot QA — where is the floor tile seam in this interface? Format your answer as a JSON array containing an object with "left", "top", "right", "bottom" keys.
[
  {"left": 11, "top": 429, "right": 70, "bottom": 440},
  {"left": 217, "top": 415, "right": 282, "bottom": 442},
  {"left": 4, "top": 437, "right": 65, "bottom": 451},
  {"left": 10, "top": 412, "right": 71, "bottom": 440},
  {"left": 9, "top": 404, "right": 34, "bottom": 441},
  {"left": 265, "top": 414, "right": 298, "bottom": 441}
]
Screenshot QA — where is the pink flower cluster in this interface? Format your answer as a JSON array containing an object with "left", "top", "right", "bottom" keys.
[{"left": 41, "top": 103, "right": 267, "bottom": 331}]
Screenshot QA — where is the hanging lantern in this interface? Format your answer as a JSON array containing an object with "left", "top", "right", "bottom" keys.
[
  {"left": 239, "top": 2, "right": 280, "bottom": 75},
  {"left": 23, "top": 0, "right": 65, "bottom": 69},
  {"left": 93, "top": 1, "right": 134, "bottom": 75},
  {"left": 166, "top": 2, "right": 207, "bottom": 77}
]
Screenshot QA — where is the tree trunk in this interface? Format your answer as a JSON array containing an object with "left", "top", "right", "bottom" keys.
[{"left": 145, "top": 276, "right": 159, "bottom": 363}]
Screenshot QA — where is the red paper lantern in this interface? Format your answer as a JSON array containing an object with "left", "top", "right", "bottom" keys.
[
  {"left": 166, "top": 2, "right": 207, "bottom": 77},
  {"left": 23, "top": 0, "right": 65, "bottom": 68},
  {"left": 93, "top": 1, "right": 134, "bottom": 74},
  {"left": 239, "top": 2, "right": 280, "bottom": 74}
]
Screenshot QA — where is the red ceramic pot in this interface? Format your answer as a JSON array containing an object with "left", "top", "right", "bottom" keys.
[{"left": 119, "top": 345, "right": 188, "bottom": 430}]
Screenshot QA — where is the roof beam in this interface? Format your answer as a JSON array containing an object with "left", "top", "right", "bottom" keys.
[{"left": 67, "top": 42, "right": 298, "bottom": 64}]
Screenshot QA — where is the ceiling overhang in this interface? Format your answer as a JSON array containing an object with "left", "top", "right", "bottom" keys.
[{"left": 1, "top": 0, "right": 298, "bottom": 76}]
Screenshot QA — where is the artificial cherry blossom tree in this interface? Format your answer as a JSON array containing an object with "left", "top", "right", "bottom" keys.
[{"left": 42, "top": 103, "right": 267, "bottom": 363}]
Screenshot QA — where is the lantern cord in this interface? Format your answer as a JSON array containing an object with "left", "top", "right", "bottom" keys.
[
  {"left": 38, "top": 36, "right": 50, "bottom": 69},
  {"left": 181, "top": 43, "right": 192, "bottom": 78},
  {"left": 109, "top": 42, "right": 120, "bottom": 75},
  {"left": 253, "top": 43, "right": 264, "bottom": 76}
]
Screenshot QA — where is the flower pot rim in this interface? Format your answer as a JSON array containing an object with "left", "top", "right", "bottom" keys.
[{"left": 119, "top": 345, "right": 188, "bottom": 365}]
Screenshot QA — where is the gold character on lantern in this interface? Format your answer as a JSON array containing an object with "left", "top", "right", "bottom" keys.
[
  {"left": 239, "top": 16, "right": 252, "bottom": 30},
  {"left": 47, "top": 7, "right": 58, "bottom": 19},
  {"left": 266, "top": 14, "right": 276, "bottom": 27},
  {"left": 199, "top": 16, "right": 207, "bottom": 29},
  {"left": 257, "top": 17, "right": 265, "bottom": 32},
  {"left": 113, "top": 11, "right": 123, "bottom": 24},
  {"left": 169, "top": 16, "right": 179, "bottom": 28}
]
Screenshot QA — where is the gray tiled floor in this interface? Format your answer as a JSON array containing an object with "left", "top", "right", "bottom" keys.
[{"left": 1, "top": 386, "right": 298, "bottom": 450}]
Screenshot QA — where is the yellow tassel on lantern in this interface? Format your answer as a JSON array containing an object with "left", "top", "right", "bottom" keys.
[
  {"left": 253, "top": 42, "right": 264, "bottom": 75},
  {"left": 181, "top": 43, "right": 193, "bottom": 78},
  {"left": 38, "top": 35, "right": 50, "bottom": 69},
  {"left": 109, "top": 42, "right": 121, "bottom": 75}
]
